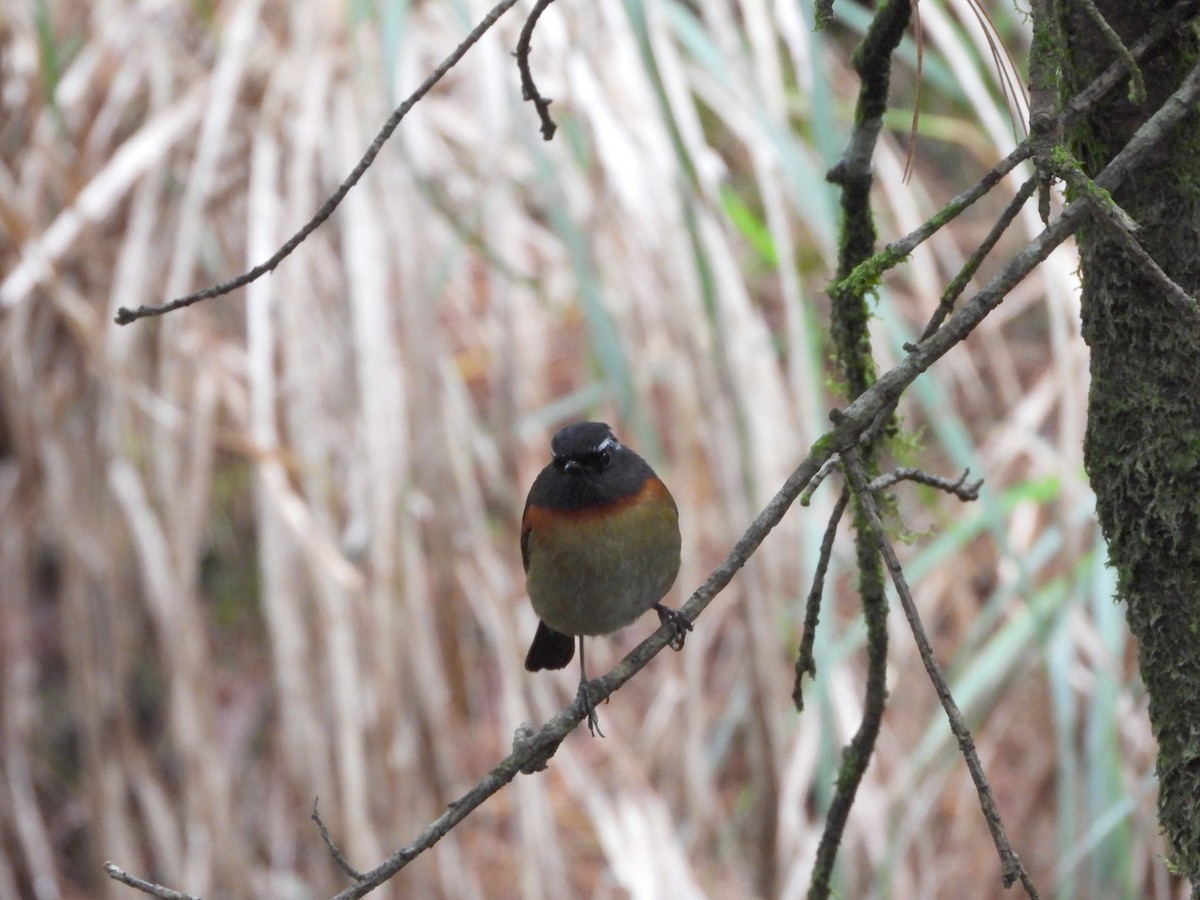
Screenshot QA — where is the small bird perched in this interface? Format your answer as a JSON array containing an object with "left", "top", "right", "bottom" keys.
[{"left": 521, "top": 421, "right": 690, "bottom": 735}]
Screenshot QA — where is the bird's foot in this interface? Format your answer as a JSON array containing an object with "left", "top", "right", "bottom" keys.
[
  {"left": 654, "top": 604, "right": 693, "bottom": 651},
  {"left": 577, "top": 679, "right": 607, "bottom": 738}
]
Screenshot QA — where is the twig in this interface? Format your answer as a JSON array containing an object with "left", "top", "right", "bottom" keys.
[
  {"left": 103, "top": 863, "right": 201, "bottom": 900},
  {"left": 1059, "top": 137, "right": 1200, "bottom": 316},
  {"left": 807, "top": 477, "right": 889, "bottom": 900},
  {"left": 868, "top": 466, "right": 983, "bottom": 501},
  {"left": 514, "top": 0, "right": 560, "bottom": 140},
  {"left": 113, "top": 0, "right": 523, "bottom": 325},
  {"left": 840, "top": 448, "right": 1041, "bottom": 897},
  {"left": 312, "top": 798, "right": 366, "bottom": 882},
  {"left": 919, "top": 175, "right": 1038, "bottom": 341},
  {"left": 793, "top": 486, "right": 849, "bottom": 710},
  {"left": 1095, "top": 220, "right": 1200, "bottom": 317},
  {"left": 800, "top": 456, "right": 841, "bottom": 506}
]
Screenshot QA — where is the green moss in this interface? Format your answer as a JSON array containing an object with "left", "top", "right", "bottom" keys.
[
  {"left": 810, "top": 432, "right": 840, "bottom": 459},
  {"left": 1058, "top": 0, "right": 1200, "bottom": 877}
]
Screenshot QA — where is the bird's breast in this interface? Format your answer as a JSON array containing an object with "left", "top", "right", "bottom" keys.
[{"left": 524, "top": 478, "right": 681, "bottom": 636}]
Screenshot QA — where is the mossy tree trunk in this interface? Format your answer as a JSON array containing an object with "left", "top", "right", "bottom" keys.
[{"left": 1057, "top": 0, "right": 1200, "bottom": 883}]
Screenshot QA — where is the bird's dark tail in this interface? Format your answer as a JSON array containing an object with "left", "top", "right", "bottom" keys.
[{"left": 525, "top": 621, "right": 576, "bottom": 671}]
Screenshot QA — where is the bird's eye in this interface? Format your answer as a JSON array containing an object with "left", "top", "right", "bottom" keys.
[{"left": 598, "top": 449, "right": 612, "bottom": 467}]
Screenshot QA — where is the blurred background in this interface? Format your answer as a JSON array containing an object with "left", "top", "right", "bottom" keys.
[{"left": 0, "top": 0, "right": 1183, "bottom": 897}]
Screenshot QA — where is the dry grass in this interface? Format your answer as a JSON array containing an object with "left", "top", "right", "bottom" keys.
[{"left": 0, "top": 0, "right": 1185, "bottom": 898}]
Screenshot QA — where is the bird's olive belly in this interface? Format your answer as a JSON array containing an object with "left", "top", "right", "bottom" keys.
[{"left": 525, "top": 500, "right": 681, "bottom": 636}]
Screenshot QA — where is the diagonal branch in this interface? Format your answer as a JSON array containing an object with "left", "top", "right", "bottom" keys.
[
  {"left": 840, "top": 446, "right": 1040, "bottom": 897},
  {"left": 114, "top": 0, "right": 522, "bottom": 325},
  {"left": 103, "top": 863, "right": 200, "bottom": 900},
  {"left": 868, "top": 466, "right": 983, "bottom": 500}
]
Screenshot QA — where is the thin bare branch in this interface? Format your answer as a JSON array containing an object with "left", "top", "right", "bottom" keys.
[
  {"left": 113, "top": 0, "right": 522, "bottom": 325},
  {"left": 1060, "top": 0, "right": 1199, "bottom": 126},
  {"left": 103, "top": 863, "right": 201, "bottom": 900},
  {"left": 919, "top": 175, "right": 1038, "bottom": 341},
  {"left": 868, "top": 466, "right": 983, "bottom": 501},
  {"left": 800, "top": 456, "right": 841, "bottom": 506},
  {"left": 514, "top": 0, "right": 560, "bottom": 140},
  {"left": 793, "top": 486, "right": 850, "bottom": 710},
  {"left": 1097, "top": 221, "right": 1200, "bottom": 317},
  {"left": 312, "top": 799, "right": 366, "bottom": 882},
  {"left": 840, "top": 447, "right": 1040, "bottom": 897}
]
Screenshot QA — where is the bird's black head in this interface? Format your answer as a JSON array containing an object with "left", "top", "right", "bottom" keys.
[{"left": 550, "top": 421, "right": 621, "bottom": 475}]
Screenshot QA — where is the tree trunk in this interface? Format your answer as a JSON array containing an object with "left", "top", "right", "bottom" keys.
[{"left": 1061, "top": 0, "right": 1200, "bottom": 884}]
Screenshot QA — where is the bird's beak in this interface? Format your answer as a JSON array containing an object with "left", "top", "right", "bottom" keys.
[{"left": 562, "top": 459, "right": 582, "bottom": 473}]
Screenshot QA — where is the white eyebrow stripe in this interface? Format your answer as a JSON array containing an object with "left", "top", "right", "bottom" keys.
[{"left": 597, "top": 435, "right": 620, "bottom": 453}]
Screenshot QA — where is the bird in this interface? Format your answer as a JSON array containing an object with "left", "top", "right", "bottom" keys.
[{"left": 521, "top": 421, "right": 690, "bottom": 735}]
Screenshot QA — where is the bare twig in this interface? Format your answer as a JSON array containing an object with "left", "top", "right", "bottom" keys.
[
  {"left": 919, "top": 175, "right": 1038, "bottom": 341},
  {"left": 113, "top": 0, "right": 522, "bottom": 325},
  {"left": 793, "top": 486, "right": 850, "bottom": 710},
  {"left": 514, "top": 0, "right": 560, "bottom": 140},
  {"left": 840, "top": 446, "right": 1040, "bottom": 897},
  {"left": 312, "top": 799, "right": 366, "bottom": 882},
  {"left": 1096, "top": 221, "right": 1200, "bottom": 317},
  {"left": 103, "top": 863, "right": 201, "bottom": 900},
  {"left": 800, "top": 456, "right": 841, "bottom": 506},
  {"left": 868, "top": 466, "right": 983, "bottom": 501}
]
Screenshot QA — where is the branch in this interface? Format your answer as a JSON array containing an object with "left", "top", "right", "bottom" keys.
[
  {"left": 868, "top": 466, "right": 983, "bottom": 501},
  {"left": 103, "top": 863, "right": 200, "bottom": 900},
  {"left": 514, "top": 0, "right": 560, "bottom": 140},
  {"left": 113, "top": 0, "right": 522, "bottom": 325},
  {"left": 919, "top": 175, "right": 1038, "bottom": 341},
  {"left": 814, "top": 0, "right": 911, "bottom": 891},
  {"left": 792, "top": 487, "right": 849, "bottom": 710},
  {"left": 312, "top": 799, "right": 366, "bottom": 882},
  {"left": 1060, "top": 0, "right": 1200, "bottom": 128},
  {"left": 840, "top": 447, "right": 1040, "bottom": 897},
  {"left": 1094, "top": 218, "right": 1200, "bottom": 318}
]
